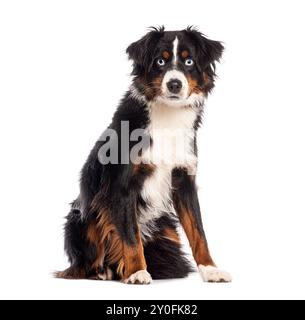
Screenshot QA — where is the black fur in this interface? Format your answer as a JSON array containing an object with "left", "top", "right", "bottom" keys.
[
  {"left": 62, "top": 207, "right": 96, "bottom": 278},
  {"left": 127, "top": 26, "right": 224, "bottom": 98},
  {"left": 144, "top": 216, "right": 193, "bottom": 279}
]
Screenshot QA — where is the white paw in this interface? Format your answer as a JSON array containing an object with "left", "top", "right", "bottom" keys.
[
  {"left": 199, "top": 265, "right": 232, "bottom": 283},
  {"left": 124, "top": 270, "right": 152, "bottom": 285}
]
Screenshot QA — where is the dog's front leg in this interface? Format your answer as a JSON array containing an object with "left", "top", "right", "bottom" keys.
[
  {"left": 121, "top": 228, "right": 152, "bottom": 285},
  {"left": 110, "top": 183, "right": 152, "bottom": 285},
  {"left": 172, "top": 168, "right": 232, "bottom": 283}
]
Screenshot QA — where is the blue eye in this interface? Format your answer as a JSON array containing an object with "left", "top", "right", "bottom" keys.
[
  {"left": 157, "top": 58, "right": 166, "bottom": 66},
  {"left": 185, "top": 58, "right": 194, "bottom": 66}
]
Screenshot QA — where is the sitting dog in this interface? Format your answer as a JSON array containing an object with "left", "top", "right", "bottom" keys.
[{"left": 56, "top": 26, "right": 231, "bottom": 284}]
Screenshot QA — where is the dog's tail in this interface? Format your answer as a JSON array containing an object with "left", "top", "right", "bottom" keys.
[
  {"left": 144, "top": 234, "right": 194, "bottom": 280},
  {"left": 144, "top": 216, "right": 194, "bottom": 280}
]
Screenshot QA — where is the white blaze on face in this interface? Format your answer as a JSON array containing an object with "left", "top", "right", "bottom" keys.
[
  {"left": 156, "top": 35, "right": 204, "bottom": 107},
  {"left": 162, "top": 69, "right": 189, "bottom": 99},
  {"left": 161, "top": 36, "right": 188, "bottom": 100},
  {"left": 172, "top": 36, "right": 179, "bottom": 66}
]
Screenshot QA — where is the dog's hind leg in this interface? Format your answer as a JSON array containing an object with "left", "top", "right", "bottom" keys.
[
  {"left": 87, "top": 208, "right": 151, "bottom": 284},
  {"left": 55, "top": 205, "right": 98, "bottom": 279}
]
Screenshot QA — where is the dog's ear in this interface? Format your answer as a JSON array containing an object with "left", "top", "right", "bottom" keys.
[
  {"left": 126, "top": 27, "right": 164, "bottom": 75},
  {"left": 185, "top": 27, "right": 224, "bottom": 74}
]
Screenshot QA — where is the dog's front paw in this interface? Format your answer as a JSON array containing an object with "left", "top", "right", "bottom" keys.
[
  {"left": 124, "top": 270, "right": 153, "bottom": 285},
  {"left": 199, "top": 265, "right": 232, "bottom": 283}
]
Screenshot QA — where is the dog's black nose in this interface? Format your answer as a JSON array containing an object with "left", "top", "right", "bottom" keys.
[{"left": 167, "top": 79, "right": 182, "bottom": 94}]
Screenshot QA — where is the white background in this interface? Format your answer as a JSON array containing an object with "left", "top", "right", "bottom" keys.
[{"left": 0, "top": 0, "right": 305, "bottom": 300}]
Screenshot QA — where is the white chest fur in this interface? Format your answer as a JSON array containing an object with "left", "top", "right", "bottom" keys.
[{"left": 138, "top": 102, "right": 198, "bottom": 241}]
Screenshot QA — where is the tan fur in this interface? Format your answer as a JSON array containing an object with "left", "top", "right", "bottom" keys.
[
  {"left": 178, "top": 206, "right": 215, "bottom": 267},
  {"left": 181, "top": 50, "right": 189, "bottom": 58},
  {"left": 54, "top": 268, "right": 86, "bottom": 279},
  {"left": 162, "top": 50, "right": 170, "bottom": 59},
  {"left": 163, "top": 227, "right": 180, "bottom": 244},
  {"left": 203, "top": 72, "right": 212, "bottom": 88},
  {"left": 144, "top": 76, "right": 163, "bottom": 100},
  {"left": 87, "top": 210, "right": 124, "bottom": 277},
  {"left": 87, "top": 210, "right": 147, "bottom": 280},
  {"left": 122, "top": 231, "right": 147, "bottom": 279},
  {"left": 132, "top": 163, "right": 156, "bottom": 176},
  {"left": 187, "top": 77, "right": 202, "bottom": 94}
]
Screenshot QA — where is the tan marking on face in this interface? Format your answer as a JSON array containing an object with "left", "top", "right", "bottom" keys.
[
  {"left": 162, "top": 51, "right": 170, "bottom": 59},
  {"left": 187, "top": 77, "right": 202, "bottom": 94},
  {"left": 153, "top": 76, "right": 163, "bottom": 88},
  {"left": 144, "top": 76, "right": 163, "bottom": 100},
  {"left": 181, "top": 50, "right": 189, "bottom": 58}
]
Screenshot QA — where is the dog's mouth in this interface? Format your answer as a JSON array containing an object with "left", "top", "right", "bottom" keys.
[
  {"left": 157, "top": 93, "right": 192, "bottom": 106},
  {"left": 168, "top": 95, "right": 180, "bottom": 100},
  {"left": 158, "top": 94, "right": 188, "bottom": 105}
]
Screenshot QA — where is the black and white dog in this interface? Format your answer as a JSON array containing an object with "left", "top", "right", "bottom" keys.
[{"left": 57, "top": 26, "right": 231, "bottom": 284}]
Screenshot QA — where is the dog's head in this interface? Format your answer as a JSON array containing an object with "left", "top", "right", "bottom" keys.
[{"left": 127, "top": 26, "right": 224, "bottom": 107}]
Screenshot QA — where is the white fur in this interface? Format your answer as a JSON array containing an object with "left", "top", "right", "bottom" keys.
[
  {"left": 138, "top": 165, "right": 175, "bottom": 240},
  {"left": 138, "top": 101, "right": 199, "bottom": 241},
  {"left": 172, "top": 37, "right": 179, "bottom": 66},
  {"left": 161, "top": 69, "right": 189, "bottom": 100},
  {"left": 124, "top": 270, "right": 152, "bottom": 285},
  {"left": 129, "top": 84, "right": 147, "bottom": 104},
  {"left": 156, "top": 92, "right": 204, "bottom": 109},
  {"left": 159, "top": 67, "right": 204, "bottom": 108},
  {"left": 129, "top": 69, "right": 204, "bottom": 109},
  {"left": 198, "top": 265, "right": 232, "bottom": 283}
]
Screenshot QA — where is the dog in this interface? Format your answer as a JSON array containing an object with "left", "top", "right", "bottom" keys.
[{"left": 56, "top": 26, "right": 231, "bottom": 284}]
